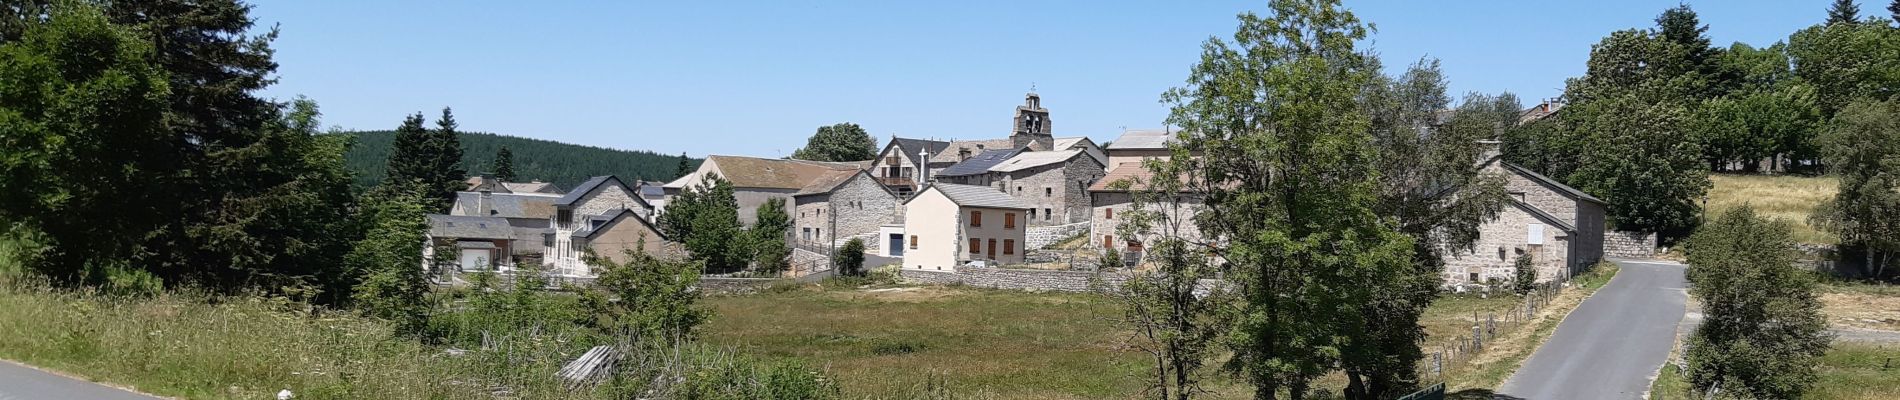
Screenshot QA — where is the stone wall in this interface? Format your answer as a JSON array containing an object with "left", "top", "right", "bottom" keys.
[
  {"left": 1604, "top": 231, "right": 1656, "bottom": 259},
  {"left": 1088, "top": 192, "right": 1205, "bottom": 252},
  {"left": 1026, "top": 221, "right": 1089, "bottom": 250},
  {"left": 899, "top": 266, "right": 1222, "bottom": 295},
  {"left": 791, "top": 247, "right": 831, "bottom": 274},
  {"left": 697, "top": 277, "right": 780, "bottom": 295}
]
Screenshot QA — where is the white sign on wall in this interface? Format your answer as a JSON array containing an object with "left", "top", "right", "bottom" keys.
[{"left": 1527, "top": 223, "right": 1546, "bottom": 245}]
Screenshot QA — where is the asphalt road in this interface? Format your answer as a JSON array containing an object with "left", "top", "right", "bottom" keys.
[
  {"left": 1497, "top": 259, "right": 1689, "bottom": 400},
  {"left": 0, "top": 360, "right": 158, "bottom": 400}
]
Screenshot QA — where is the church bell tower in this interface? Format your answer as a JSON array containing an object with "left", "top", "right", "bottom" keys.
[{"left": 1011, "top": 92, "right": 1053, "bottom": 151}]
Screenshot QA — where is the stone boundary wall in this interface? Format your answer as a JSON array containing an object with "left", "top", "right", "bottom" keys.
[
  {"left": 697, "top": 277, "right": 779, "bottom": 295},
  {"left": 1027, "top": 222, "right": 1090, "bottom": 250},
  {"left": 1604, "top": 230, "right": 1656, "bottom": 259},
  {"left": 791, "top": 247, "right": 831, "bottom": 276},
  {"left": 900, "top": 266, "right": 1221, "bottom": 295}
]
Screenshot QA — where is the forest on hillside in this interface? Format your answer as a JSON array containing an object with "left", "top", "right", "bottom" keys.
[{"left": 339, "top": 130, "right": 697, "bottom": 189}]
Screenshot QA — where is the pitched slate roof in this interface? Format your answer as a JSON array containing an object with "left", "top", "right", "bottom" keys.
[
  {"left": 936, "top": 148, "right": 1026, "bottom": 177},
  {"left": 454, "top": 192, "right": 560, "bottom": 219},
  {"left": 672, "top": 155, "right": 870, "bottom": 190},
  {"left": 1500, "top": 162, "right": 1607, "bottom": 205},
  {"left": 793, "top": 168, "right": 866, "bottom": 196},
  {"left": 428, "top": 215, "right": 516, "bottom": 240},
  {"left": 1106, "top": 128, "right": 1178, "bottom": 150},
  {"left": 928, "top": 138, "right": 1016, "bottom": 164},
  {"left": 500, "top": 181, "right": 563, "bottom": 194},
  {"left": 1052, "top": 137, "right": 1090, "bottom": 151},
  {"left": 556, "top": 175, "right": 651, "bottom": 210},
  {"left": 576, "top": 208, "right": 668, "bottom": 240},
  {"left": 887, "top": 137, "right": 950, "bottom": 166},
  {"left": 916, "top": 183, "right": 1029, "bottom": 209},
  {"left": 990, "top": 149, "right": 1088, "bottom": 173}
]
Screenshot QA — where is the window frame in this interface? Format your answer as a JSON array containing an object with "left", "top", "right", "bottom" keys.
[{"left": 970, "top": 210, "right": 982, "bottom": 227}]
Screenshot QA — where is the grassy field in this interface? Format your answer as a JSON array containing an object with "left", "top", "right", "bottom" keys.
[
  {"left": 1706, "top": 174, "right": 1838, "bottom": 244},
  {"left": 701, "top": 266, "right": 1619, "bottom": 399}
]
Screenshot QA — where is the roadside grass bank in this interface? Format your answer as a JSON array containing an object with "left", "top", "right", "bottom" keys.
[
  {"left": 0, "top": 272, "right": 839, "bottom": 400},
  {"left": 1650, "top": 344, "right": 1900, "bottom": 400},
  {"left": 1706, "top": 174, "right": 1837, "bottom": 244},
  {"left": 1444, "top": 262, "right": 1620, "bottom": 394}
]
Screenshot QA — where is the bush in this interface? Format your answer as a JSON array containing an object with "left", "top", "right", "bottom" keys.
[
  {"left": 1513, "top": 254, "right": 1537, "bottom": 295},
  {"left": 585, "top": 247, "right": 709, "bottom": 343},
  {"left": 1100, "top": 247, "right": 1123, "bottom": 269},
  {"left": 835, "top": 238, "right": 866, "bottom": 276}
]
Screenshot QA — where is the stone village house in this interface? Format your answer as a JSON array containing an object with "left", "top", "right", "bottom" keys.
[
  {"left": 1444, "top": 141, "right": 1606, "bottom": 285},
  {"left": 866, "top": 92, "right": 1105, "bottom": 197},
  {"left": 902, "top": 183, "right": 1032, "bottom": 271},
  {"left": 664, "top": 155, "right": 870, "bottom": 225},
  {"left": 791, "top": 169, "right": 904, "bottom": 253},
  {"left": 546, "top": 175, "right": 659, "bottom": 276},
  {"left": 934, "top": 148, "right": 1105, "bottom": 227}
]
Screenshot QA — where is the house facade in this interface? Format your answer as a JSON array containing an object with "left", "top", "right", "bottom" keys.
[
  {"left": 792, "top": 170, "right": 903, "bottom": 250},
  {"left": 869, "top": 92, "right": 1105, "bottom": 198},
  {"left": 901, "top": 184, "right": 1031, "bottom": 271},
  {"left": 572, "top": 208, "right": 675, "bottom": 266},
  {"left": 1088, "top": 163, "right": 1206, "bottom": 265},
  {"left": 424, "top": 215, "right": 516, "bottom": 273},
  {"left": 547, "top": 175, "right": 650, "bottom": 276},
  {"left": 937, "top": 149, "right": 1104, "bottom": 226},
  {"left": 450, "top": 190, "right": 560, "bottom": 263},
  {"left": 665, "top": 155, "right": 870, "bottom": 225},
  {"left": 1442, "top": 142, "right": 1607, "bottom": 285}
]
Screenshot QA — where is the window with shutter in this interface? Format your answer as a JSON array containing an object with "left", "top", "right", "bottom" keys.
[
  {"left": 1005, "top": 213, "right": 1016, "bottom": 229},
  {"left": 969, "top": 238, "right": 980, "bottom": 254},
  {"left": 1004, "top": 240, "right": 1014, "bottom": 255},
  {"left": 971, "top": 211, "right": 982, "bottom": 227}
]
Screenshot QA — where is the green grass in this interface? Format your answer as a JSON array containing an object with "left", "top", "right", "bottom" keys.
[
  {"left": 1650, "top": 344, "right": 1900, "bottom": 400},
  {"left": 701, "top": 286, "right": 1146, "bottom": 399},
  {"left": 1706, "top": 174, "right": 1838, "bottom": 244}
]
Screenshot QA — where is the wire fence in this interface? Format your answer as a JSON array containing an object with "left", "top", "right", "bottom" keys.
[{"left": 1419, "top": 277, "right": 1567, "bottom": 383}]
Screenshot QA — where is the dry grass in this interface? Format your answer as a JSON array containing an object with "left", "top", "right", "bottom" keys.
[
  {"left": 1821, "top": 290, "right": 1900, "bottom": 331},
  {"left": 1441, "top": 262, "right": 1619, "bottom": 392},
  {"left": 1706, "top": 174, "right": 1838, "bottom": 244}
]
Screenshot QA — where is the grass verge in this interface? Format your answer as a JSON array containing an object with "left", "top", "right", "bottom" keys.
[{"left": 1651, "top": 344, "right": 1900, "bottom": 400}]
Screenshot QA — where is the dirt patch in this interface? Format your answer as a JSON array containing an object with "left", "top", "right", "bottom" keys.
[
  {"left": 841, "top": 286, "right": 963, "bottom": 303},
  {"left": 1821, "top": 292, "right": 1900, "bottom": 331}
]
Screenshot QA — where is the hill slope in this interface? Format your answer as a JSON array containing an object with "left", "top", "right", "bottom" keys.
[{"left": 339, "top": 130, "right": 697, "bottom": 189}]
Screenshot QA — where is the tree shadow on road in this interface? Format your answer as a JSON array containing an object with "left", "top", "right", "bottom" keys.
[{"left": 1447, "top": 388, "right": 1528, "bottom": 400}]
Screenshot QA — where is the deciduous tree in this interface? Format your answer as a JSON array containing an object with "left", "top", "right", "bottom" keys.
[
  {"left": 346, "top": 186, "right": 433, "bottom": 336},
  {"left": 585, "top": 242, "right": 709, "bottom": 343},
  {"left": 1811, "top": 99, "right": 1900, "bottom": 279},
  {"left": 790, "top": 123, "right": 876, "bottom": 162},
  {"left": 1357, "top": 58, "right": 1510, "bottom": 398},
  {"left": 750, "top": 198, "right": 792, "bottom": 273},
  {"left": 1683, "top": 207, "right": 1831, "bottom": 399},
  {"left": 0, "top": 3, "right": 178, "bottom": 285},
  {"left": 1161, "top": 1, "right": 1417, "bottom": 398}
]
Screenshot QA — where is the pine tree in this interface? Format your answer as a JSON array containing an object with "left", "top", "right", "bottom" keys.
[
  {"left": 750, "top": 198, "right": 792, "bottom": 273},
  {"left": 1890, "top": 0, "right": 1900, "bottom": 23},
  {"left": 386, "top": 112, "right": 432, "bottom": 186},
  {"left": 675, "top": 152, "right": 692, "bottom": 179},
  {"left": 346, "top": 186, "right": 433, "bottom": 336},
  {"left": 1829, "top": 0, "right": 1860, "bottom": 24},
  {"left": 493, "top": 146, "right": 516, "bottom": 182}
]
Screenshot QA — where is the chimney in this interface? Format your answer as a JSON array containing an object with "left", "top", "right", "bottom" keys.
[
  {"left": 479, "top": 189, "right": 493, "bottom": 216},
  {"left": 1476, "top": 139, "right": 1502, "bottom": 165},
  {"left": 918, "top": 147, "right": 931, "bottom": 183}
]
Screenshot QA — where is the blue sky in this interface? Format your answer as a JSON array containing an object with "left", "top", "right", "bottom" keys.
[{"left": 251, "top": 0, "right": 1845, "bottom": 158}]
